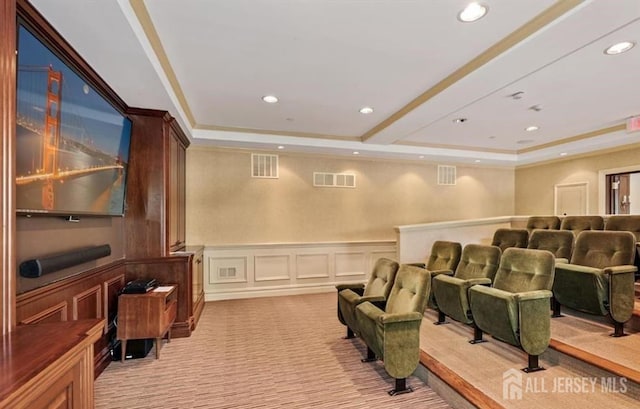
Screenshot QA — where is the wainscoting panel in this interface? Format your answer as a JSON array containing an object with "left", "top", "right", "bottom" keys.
[
  {"left": 296, "top": 253, "right": 330, "bottom": 279},
  {"left": 19, "top": 301, "right": 68, "bottom": 325},
  {"left": 335, "top": 252, "right": 367, "bottom": 278},
  {"left": 72, "top": 285, "right": 102, "bottom": 321},
  {"left": 208, "top": 256, "right": 248, "bottom": 284},
  {"left": 203, "top": 241, "right": 396, "bottom": 301},
  {"left": 254, "top": 255, "right": 291, "bottom": 282}
]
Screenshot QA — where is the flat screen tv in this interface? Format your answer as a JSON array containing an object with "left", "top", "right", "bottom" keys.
[{"left": 15, "top": 23, "right": 132, "bottom": 217}]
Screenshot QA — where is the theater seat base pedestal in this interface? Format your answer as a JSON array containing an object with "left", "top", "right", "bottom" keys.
[
  {"left": 522, "top": 355, "right": 545, "bottom": 373},
  {"left": 469, "top": 326, "right": 486, "bottom": 344},
  {"left": 361, "top": 347, "right": 377, "bottom": 363},
  {"left": 433, "top": 311, "right": 448, "bottom": 325},
  {"left": 344, "top": 327, "right": 355, "bottom": 339},
  {"left": 388, "top": 378, "right": 412, "bottom": 396},
  {"left": 551, "top": 298, "right": 564, "bottom": 318},
  {"left": 610, "top": 322, "right": 628, "bottom": 338}
]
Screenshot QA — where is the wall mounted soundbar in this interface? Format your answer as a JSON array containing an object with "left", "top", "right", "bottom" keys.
[{"left": 19, "top": 244, "right": 111, "bottom": 278}]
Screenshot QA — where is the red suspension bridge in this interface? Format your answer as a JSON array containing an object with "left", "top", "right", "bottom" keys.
[{"left": 16, "top": 65, "right": 124, "bottom": 211}]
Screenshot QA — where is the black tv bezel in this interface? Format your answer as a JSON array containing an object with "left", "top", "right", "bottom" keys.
[{"left": 15, "top": 14, "right": 133, "bottom": 218}]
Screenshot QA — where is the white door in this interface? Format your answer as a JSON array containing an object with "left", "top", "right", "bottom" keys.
[{"left": 555, "top": 182, "right": 588, "bottom": 215}]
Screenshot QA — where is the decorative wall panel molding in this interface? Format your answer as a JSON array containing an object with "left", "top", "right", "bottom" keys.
[
  {"left": 203, "top": 241, "right": 396, "bottom": 301},
  {"left": 254, "top": 255, "right": 291, "bottom": 282},
  {"left": 296, "top": 253, "right": 330, "bottom": 279},
  {"left": 208, "top": 256, "right": 247, "bottom": 284}
]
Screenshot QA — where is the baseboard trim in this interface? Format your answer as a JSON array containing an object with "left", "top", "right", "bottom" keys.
[{"left": 205, "top": 284, "right": 335, "bottom": 301}]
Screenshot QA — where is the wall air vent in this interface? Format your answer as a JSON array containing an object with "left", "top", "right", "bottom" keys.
[
  {"left": 251, "top": 154, "right": 279, "bottom": 178},
  {"left": 437, "top": 165, "right": 457, "bottom": 186},
  {"left": 313, "top": 172, "right": 356, "bottom": 188},
  {"left": 219, "top": 267, "right": 237, "bottom": 279}
]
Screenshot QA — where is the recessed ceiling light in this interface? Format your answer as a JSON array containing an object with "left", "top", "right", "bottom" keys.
[
  {"left": 560, "top": 152, "right": 568, "bottom": 156},
  {"left": 525, "top": 125, "right": 539, "bottom": 132},
  {"left": 262, "top": 95, "right": 278, "bottom": 103},
  {"left": 458, "top": 2, "right": 488, "bottom": 22},
  {"left": 352, "top": 151, "right": 360, "bottom": 155},
  {"left": 419, "top": 155, "right": 425, "bottom": 159},
  {"left": 277, "top": 145, "right": 285, "bottom": 150},
  {"left": 453, "top": 118, "right": 467, "bottom": 123},
  {"left": 359, "top": 106, "right": 374, "bottom": 114},
  {"left": 474, "top": 159, "right": 481, "bottom": 163},
  {"left": 604, "top": 41, "right": 635, "bottom": 55}
]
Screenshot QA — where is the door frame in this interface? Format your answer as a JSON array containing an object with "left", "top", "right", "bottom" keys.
[
  {"left": 598, "top": 165, "right": 640, "bottom": 214},
  {"left": 554, "top": 181, "right": 589, "bottom": 216}
]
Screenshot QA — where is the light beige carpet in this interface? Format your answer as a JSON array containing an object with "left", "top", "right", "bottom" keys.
[{"left": 95, "top": 293, "right": 450, "bottom": 409}]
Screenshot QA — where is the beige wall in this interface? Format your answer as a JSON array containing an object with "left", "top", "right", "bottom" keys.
[
  {"left": 186, "top": 147, "right": 515, "bottom": 245},
  {"left": 515, "top": 144, "right": 640, "bottom": 215}
]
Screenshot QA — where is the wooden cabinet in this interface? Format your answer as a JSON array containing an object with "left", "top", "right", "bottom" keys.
[
  {"left": 176, "top": 245, "right": 205, "bottom": 333},
  {"left": 116, "top": 286, "right": 177, "bottom": 361},
  {"left": 125, "top": 108, "right": 190, "bottom": 258},
  {"left": 124, "top": 247, "right": 204, "bottom": 338},
  {"left": 190, "top": 247, "right": 204, "bottom": 318},
  {"left": 0, "top": 319, "right": 104, "bottom": 409}
]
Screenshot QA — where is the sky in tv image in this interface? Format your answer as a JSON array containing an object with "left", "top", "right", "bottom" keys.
[
  {"left": 15, "top": 24, "right": 132, "bottom": 216},
  {"left": 16, "top": 25, "right": 131, "bottom": 163}
]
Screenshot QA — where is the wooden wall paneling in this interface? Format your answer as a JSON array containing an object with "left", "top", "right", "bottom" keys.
[
  {"left": 125, "top": 110, "right": 169, "bottom": 258},
  {"left": 103, "top": 274, "right": 125, "bottom": 334},
  {"left": 1, "top": 0, "right": 16, "bottom": 335},
  {"left": 191, "top": 247, "right": 204, "bottom": 327},
  {"left": 19, "top": 301, "right": 68, "bottom": 325},
  {"left": 125, "top": 109, "right": 190, "bottom": 258},
  {"left": 72, "top": 285, "right": 102, "bottom": 321},
  {"left": 15, "top": 260, "right": 125, "bottom": 377},
  {"left": 13, "top": 0, "right": 128, "bottom": 297}
]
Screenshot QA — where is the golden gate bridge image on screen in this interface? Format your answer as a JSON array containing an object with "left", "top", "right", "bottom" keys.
[{"left": 16, "top": 65, "right": 126, "bottom": 214}]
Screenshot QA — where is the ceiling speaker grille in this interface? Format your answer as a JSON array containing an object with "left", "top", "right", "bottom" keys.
[
  {"left": 251, "top": 154, "right": 278, "bottom": 178},
  {"left": 437, "top": 165, "right": 457, "bottom": 186}
]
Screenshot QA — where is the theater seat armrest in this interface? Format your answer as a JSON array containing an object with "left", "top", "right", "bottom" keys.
[
  {"left": 336, "top": 283, "right": 365, "bottom": 295},
  {"left": 429, "top": 269, "right": 454, "bottom": 276},
  {"left": 339, "top": 289, "right": 365, "bottom": 305},
  {"left": 604, "top": 265, "right": 638, "bottom": 275},
  {"left": 555, "top": 258, "right": 569, "bottom": 264},
  {"left": 555, "top": 264, "right": 602, "bottom": 275},
  {"left": 466, "top": 277, "right": 492, "bottom": 286},
  {"left": 407, "top": 262, "right": 426, "bottom": 269},
  {"left": 518, "top": 290, "right": 553, "bottom": 356},
  {"left": 360, "top": 295, "right": 385, "bottom": 304},
  {"left": 356, "top": 301, "right": 384, "bottom": 321},
  {"left": 380, "top": 312, "right": 423, "bottom": 324},
  {"left": 516, "top": 290, "right": 553, "bottom": 302}
]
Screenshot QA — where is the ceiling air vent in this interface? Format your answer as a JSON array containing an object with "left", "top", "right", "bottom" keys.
[
  {"left": 314, "top": 172, "right": 356, "bottom": 188},
  {"left": 251, "top": 154, "right": 278, "bottom": 178},
  {"left": 437, "top": 165, "right": 457, "bottom": 186}
]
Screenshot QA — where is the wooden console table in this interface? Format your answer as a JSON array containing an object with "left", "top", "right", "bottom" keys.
[
  {"left": 116, "top": 285, "right": 177, "bottom": 362},
  {"left": 0, "top": 319, "right": 104, "bottom": 409}
]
